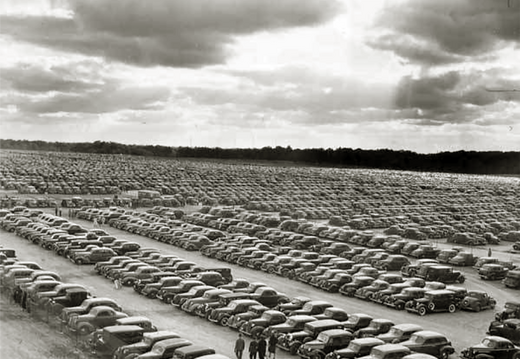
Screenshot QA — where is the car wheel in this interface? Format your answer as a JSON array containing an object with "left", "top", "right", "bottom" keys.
[
  {"left": 475, "top": 305, "right": 482, "bottom": 312},
  {"left": 267, "top": 267, "right": 275, "bottom": 274},
  {"left": 220, "top": 316, "right": 229, "bottom": 326},
  {"left": 78, "top": 324, "right": 94, "bottom": 336},
  {"left": 290, "top": 343, "right": 300, "bottom": 355},
  {"left": 251, "top": 327, "right": 263, "bottom": 339},
  {"left": 458, "top": 276, "right": 465, "bottom": 284},
  {"left": 418, "top": 306, "right": 427, "bottom": 316},
  {"left": 448, "top": 304, "right": 457, "bottom": 313},
  {"left": 395, "top": 302, "right": 404, "bottom": 311},
  {"left": 512, "top": 353, "right": 520, "bottom": 359},
  {"left": 75, "top": 258, "right": 84, "bottom": 265},
  {"left": 428, "top": 302, "right": 435, "bottom": 311},
  {"left": 440, "top": 348, "right": 451, "bottom": 359}
]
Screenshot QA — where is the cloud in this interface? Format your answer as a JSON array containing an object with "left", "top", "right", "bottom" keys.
[
  {"left": 368, "top": 0, "right": 520, "bottom": 65},
  {"left": 393, "top": 68, "right": 520, "bottom": 124},
  {"left": 0, "top": 0, "right": 341, "bottom": 67},
  {"left": 180, "top": 66, "right": 395, "bottom": 126},
  {"left": 1, "top": 60, "right": 171, "bottom": 115}
]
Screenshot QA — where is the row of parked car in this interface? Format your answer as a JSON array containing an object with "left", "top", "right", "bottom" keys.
[
  {"left": 0, "top": 246, "right": 231, "bottom": 359},
  {"left": 82, "top": 205, "right": 520, "bottom": 314}
]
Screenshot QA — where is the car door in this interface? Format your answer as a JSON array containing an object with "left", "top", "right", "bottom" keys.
[{"left": 94, "top": 309, "right": 117, "bottom": 328}]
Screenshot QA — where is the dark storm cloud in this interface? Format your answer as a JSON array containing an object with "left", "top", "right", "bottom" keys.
[
  {"left": 368, "top": 0, "right": 520, "bottom": 65},
  {"left": 1, "top": 61, "right": 170, "bottom": 115},
  {"left": 394, "top": 69, "right": 520, "bottom": 123},
  {"left": 0, "top": 62, "right": 100, "bottom": 93},
  {"left": 0, "top": 0, "right": 341, "bottom": 67}
]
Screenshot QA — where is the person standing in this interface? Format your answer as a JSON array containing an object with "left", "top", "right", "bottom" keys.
[
  {"left": 257, "top": 337, "right": 267, "bottom": 359},
  {"left": 235, "top": 334, "right": 245, "bottom": 359},
  {"left": 267, "top": 334, "right": 277, "bottom": 359},
  {"left": 249, "top": 338, "right": 258, "bottom": 359}
]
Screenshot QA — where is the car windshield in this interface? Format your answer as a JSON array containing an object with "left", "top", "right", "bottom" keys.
[
  {"left": 469, "top": 292, "right": 482, "bottom": 298},
  {"left": 203, "top": 292, "right": 214, "bottom": 299},
  {"left": 482, "top": 338, "right": 496, "bottom": 348},
  {"left": 229, "top": 302, "right": 239, "bottom": 309},
  {"left": 317, "top": 332, "right": 330, "bottom": 342},
  {"left": 263, "top": 313, "right": 273, "bottom": 320},
  {"left": 346, "top": 342, "right": 360, "bottom": 352},
  {"left": 370, "top": 348, "right": 386, "bottom": 359},
  {"left": 348, "top": 315, "right": 359, "bottom": 323},
  {"left": 143, "top": 337, "right": 154, "bottom": 346},
  {"left": 153, "top": 345, "right": 166, "bottom": 354},
  {"left": 302, "top": 303, "right": 313, "bottom": 311},
  {"left": 286, "top": 319, "right": 297, "bottom": 326},
  {"left": 388, "top": 328, "right": 403, "bottom": 336},
  {"left": 408, "top": 334, "right": 425, "bottom": 344}
]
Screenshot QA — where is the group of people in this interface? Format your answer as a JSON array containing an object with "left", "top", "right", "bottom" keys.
[{"left": 235, "top": 333, "right": 277, "bottom": 359}]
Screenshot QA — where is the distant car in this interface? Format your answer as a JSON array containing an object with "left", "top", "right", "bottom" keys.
[
  {"left": 488, "top": 319, "right": 520, "bottom": 345},
  {"left": 405, "top": 290, "right": 458, "bottom": 316},
  {"left": 478, "top": 264, "right": 509, "bottom": 280},
  {"left": 460, "top": 290, "right": 496, "bottom": 312},
  {"left": 460, "top": 336, "right": 520, "bottom": 359},
  {"left": 399, "top": 331, "right": 455, "bottom": 359},
  {"left": 324, "top": 337, "right": 385, "bottom": 359}
]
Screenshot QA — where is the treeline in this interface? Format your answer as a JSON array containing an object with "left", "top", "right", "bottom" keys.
[{"left": 1, "top": 139, "right": 519, "bottom": 175}]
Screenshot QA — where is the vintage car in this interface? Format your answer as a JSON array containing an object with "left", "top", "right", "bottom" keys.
[
  {"left": 261, "top": 315, "right": 317, "bottom": 339},
  {"left": 354, "top": 319, "right": 395, "bottom": 338},
  {"left": 415, "top": 266, "right": 465, "bottom": 284},
  {"left": 137, "top": 338, "right": 193, "bottom": 359},
  {"left": 459, "top": 290, "right": 496, "bottom": 312},
  {"left": 400, "top": 260, "right": 438, "bottom": 278},
  {"left": 503, "top": 271, "right": 520, "bottom": 289},
  {"left": 342, "top": 314, "right": 374, "bottom": 333},
  {"left": 69, "top": 247, "right": 117, "bottom": 265},
  {"left": 448, "top": 252, "right": 478, "bottom": 267},
  {"left": 353, "top": 279, "right": 388, "bottom": 300},
  {"left": 277, "top": 319, "right": 344, "bottom": 354},
  {"left": 297, "top": 329, "right": 355, "bottom": 359},
  {"left": 405, "top": 290, "right": 458, "bottom": 316},
  {"left": 371, "top": 283, "right": 411, "bottom": 305},
  {"left": 374, "top": 255, "right": 410, "bottom": 272},
  {"left": 314, "top": 308, "right": 350, "bottom": 322},
  {"left": 324, "top": 338, "right": 385, "bottom": 359},
  {"left": 113, "top": 330, "right": 181, "bottom": 359},
  {"left": 238, "top": 309, "right": 287, "bottom": 337},
  {"left": 171, "top": 285, "right": 214, "bottom": 307},
  {"left": 488, "top": 319, "right": 520, "bottom": 345},
  {"left": 478, "top": 264, "right": 509, "bottom": 280},
  {"left": 67, "top": 306, "right": 128, "bottom": 336},
  {"left": 340, "top": 276, "right": 375, "bottom": 297},
  {"left": 384, "top": 287, "right": 428, "bottom": 310},
  {"left": 400, "top": 331, "right": 455, "bottom": 359},
  {"left": 207, "top": 299, "right": 261, "bottom": 326},
  {"left": 460, "top": 336, "right": 520, "bottom": 359},
  {"left": 357, "top": 344, "right": 411, "bottom": 359},
  {"left": 289, "top": 300, "right": 334, "bottom": 316},
  {"left": 495, "top": 302, "right": 520, "bottom": 322},
  {"left": 89, "top": 325, "right": 144, "bottom": 357},
  {"left": 377, "top": 324, "right": 424, "bottom": 343},
  {"left": 275, "top": 296, "right": 312, "bottom": 314}
]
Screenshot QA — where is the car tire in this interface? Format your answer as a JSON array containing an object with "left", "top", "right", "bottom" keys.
[
  {"left": 220, "top": 316, "right": 229, "bottom": 326},
  {"left": 428, "top": 302, "right": 435, "bottom": 311},
  {"left": 448, "top": 304, "right": 457, "bottom": 313},
  {"left": 418, "top": 306, "right": 427, "bottom": 316},
  {"left": 78, "top": 324, "right": 94, "bottom": 336},
  {"left": 395, "top": 302, "right": 404, "bottom": 311},
  {"left": 440, "top": 348, "right": 451, "bottom": 359},
  {"left": 475, "top": 305, "right": 482, "bottom": 312},
  {"left": 75, "top": 258, "right": 84, "bottom": 265},
  {"left": 458, "top": 276, "right": 465, "bottom": 284}
]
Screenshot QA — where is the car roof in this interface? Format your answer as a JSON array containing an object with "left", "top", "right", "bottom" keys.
[
  {"left": 411, "top": 331, "right": 447, "bottom": 339},
  {"left": 104, "top": 325, "right": 143, "bottom": 333}
]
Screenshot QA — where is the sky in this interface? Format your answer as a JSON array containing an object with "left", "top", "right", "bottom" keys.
[{"left": 1, "top": 0, "right": 519, "bottom": 153}]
